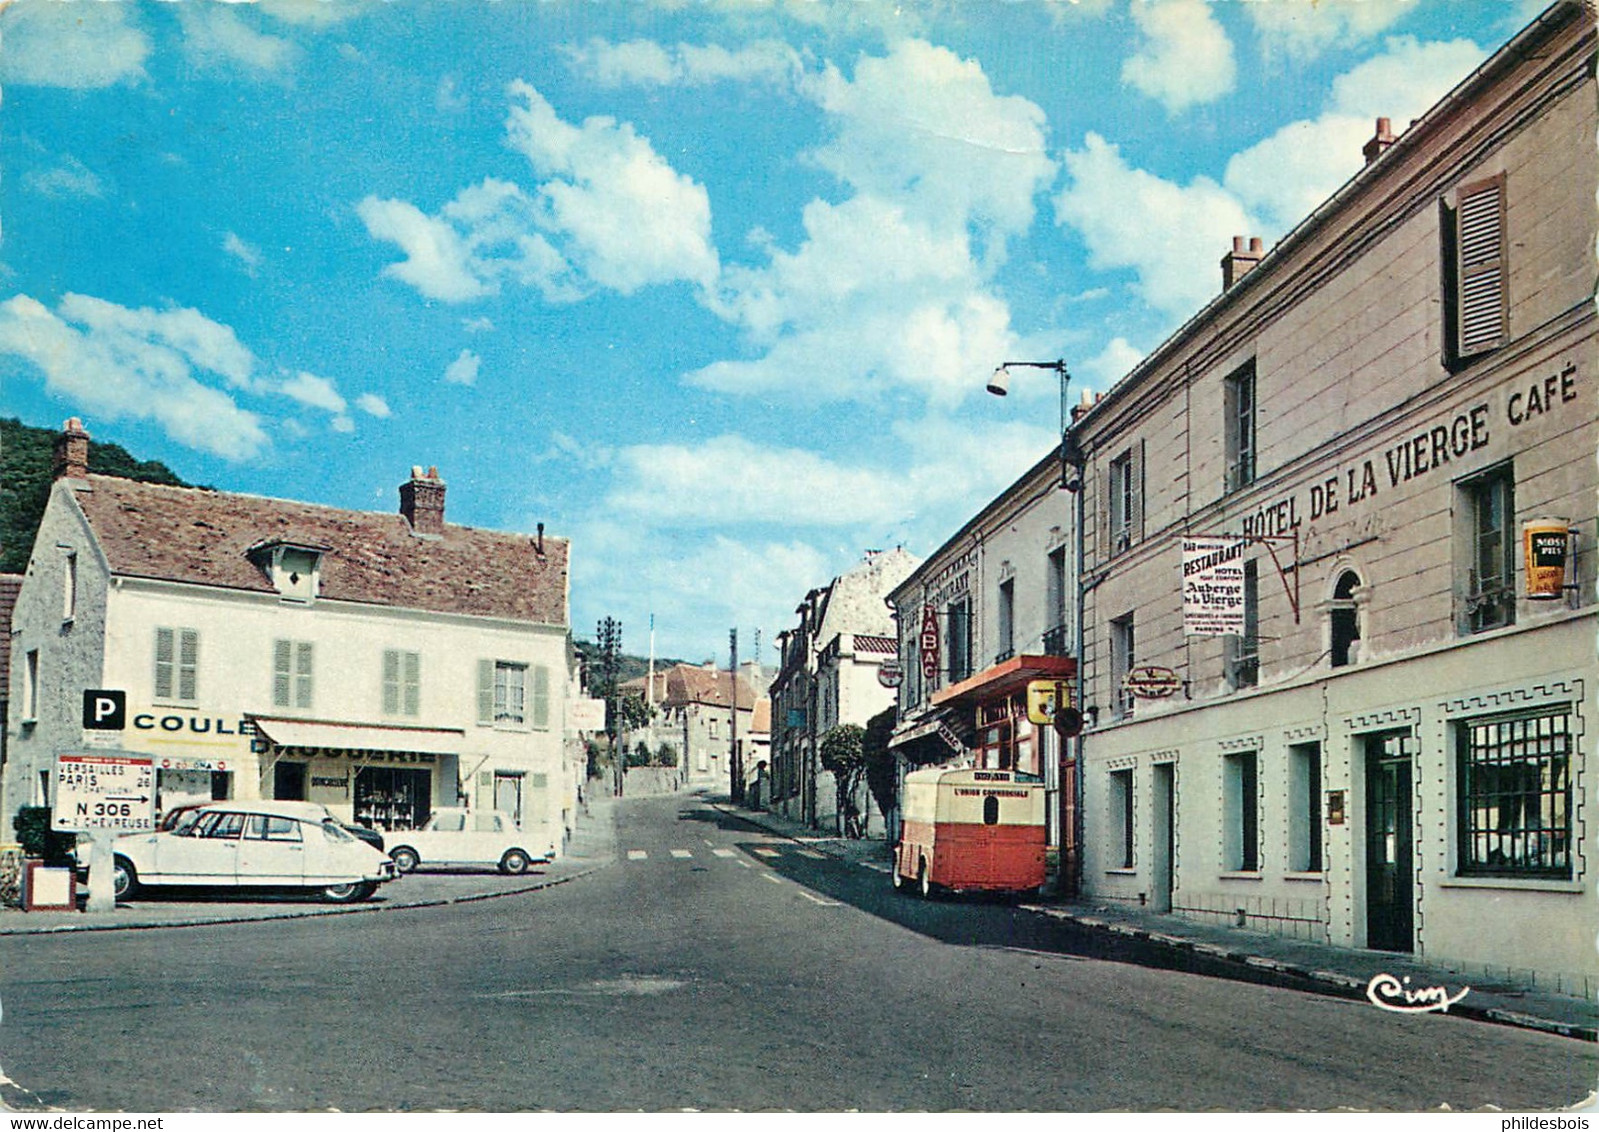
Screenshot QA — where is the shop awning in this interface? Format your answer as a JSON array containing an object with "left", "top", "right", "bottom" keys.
[
  {"left": 887, "top": 709, "right": 972, "bottom": 757},
  {"left": 931, "top": 654, "right": 1077, "bottom": 712},
  {"left": 251, "top": 716, "right": 466, "bottom": 757}
]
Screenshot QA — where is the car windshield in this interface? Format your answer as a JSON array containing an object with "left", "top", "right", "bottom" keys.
[
  {"left": 168, "top": 810, "right": 202, "bottom": 836},
  {"left": 321, "top": 820, "right": 355, "bottom": 844}
]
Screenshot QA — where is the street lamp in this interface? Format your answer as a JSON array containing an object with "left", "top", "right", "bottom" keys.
[{"left": 987, "top": 358, "right": 1088, "bottom": 897}]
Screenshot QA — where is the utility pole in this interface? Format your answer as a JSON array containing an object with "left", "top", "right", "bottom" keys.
[
  {"left": 729, "top": 629, "right": 743, "bottom": 804},
  {"left": 598, "top": 617, "right": 623, "bottom": 797}
]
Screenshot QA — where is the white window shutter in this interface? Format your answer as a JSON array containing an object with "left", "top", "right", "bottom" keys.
[{"left": 1456, "top": 178, "right": 1507, "bottom": 357}]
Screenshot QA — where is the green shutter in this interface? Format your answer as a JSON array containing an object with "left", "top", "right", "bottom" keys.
[
  {"left": 295, "top": 642, "right": 314, "bottom": 709},
  {"left": 155, "top": 628, "right": 175, "bottom": 699},
  {"left": 403, "top": 651, "right": 421, "bottom": 716},
  {"left": 532, "top": 665, "right": 550, "bottom": 728},
  {"left": 477, "top": 659, "right": 495, "bottom": 724},
  {"left": 273, "top": 640, "right": 292, "bottom": 706},
  {"left": 382, "top": 650, "right": 400, "bottom": 715},
  {"left": 178, "top": 630, "right": 199, "bottom": 702}
]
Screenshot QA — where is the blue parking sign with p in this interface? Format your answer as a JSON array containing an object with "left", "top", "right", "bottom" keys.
[{"left": 83, "top": 689, "right": 126, "bottom": 730}]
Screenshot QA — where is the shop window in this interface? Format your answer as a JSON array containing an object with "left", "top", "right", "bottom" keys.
[
  {"left": 1109, "top": 769, "right": 1134, "bottom": 868},
  {"left": 1223, "top": 751, "right": 1259, "bottom": 871},
  {"left": 1441, "top": 175, "right": 1508, "bottom": 367},
  {"left": 274, "top": 761, "right": 308, "bottom": 801},
  {"left": 1457, "top": 709, "right": 1571, "bottom": 879},
  {"left": 1225, "top": 361, "right": 1257, "bottom": 492},
  {"left": 1110, "top": 613, "right": 1135, "bottom": 720},
  {"left": 355, "top": 766, "right": 432, "bottom": 832},
  {"left": 1459, "top": 464, "right": 1515, "bottom": 634},
  {"left": 272, "top": 640, "right": 314, "bottom": 709},
  {"left": 155, "top": 628, "right": 200, "bottom": 704},
  {"left": 383, "top": 649, "right": 421, "bottom": 717},
  {"left": 1329, "top": 571, "right": 1363, "bottom": 667},
  {"left": 1226, "top": 560, "right": 1260, "bottom": 689},
  {"left": 1289, "top": 743, "right": 1323, "bottom": 872}
]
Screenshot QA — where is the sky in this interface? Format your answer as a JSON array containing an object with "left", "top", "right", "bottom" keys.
[{"left": 0, "top": 0, "right": 1545, "bottom": 666}]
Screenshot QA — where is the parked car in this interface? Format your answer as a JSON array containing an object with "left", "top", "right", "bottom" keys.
[
  {"left": 162, "top": 801, "right": 384, "bottom": 851},
  {"left": 112, "top": 800, "right": 397, "bottom": 904},
  {"left": 386, "top": 808, "right": 551, "bottom": 875}
]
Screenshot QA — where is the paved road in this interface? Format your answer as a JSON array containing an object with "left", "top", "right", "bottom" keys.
[{"left": 0, "top": 794, "right": 1591, "bottom": 1112}]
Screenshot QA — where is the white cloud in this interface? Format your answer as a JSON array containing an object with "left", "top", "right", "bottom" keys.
[
  {"left": 695, "top": 40, "right": 1054, "bottom": 405},
  {"left": 1054, "top": 132, "right": 1255, "bottom": 321},
  {"left": 444, "top": 349, "right": 480, "bottom": 386},
  {"left": 0, "top": 293, "right": 268, "bottom": 459},
  {"left": 223, "top": 232, "right": 263, "bottom": 274},
  {"left": 0, "top": 0, "right": 151, "bottom": 89},
  {"left": 1223, "top": 37, "right": 1485, "bottom": 231},
  {"left": 356, "top": 393, "right": 391, "bottom": 418},
  {"left": 504, "top": 81, "right": 721, "bottom": 295},
  {"left": 280, "top": 371, "right": 347, "bottom": 414},
  {"left": 330, "top": 415, "right": 355, "bottom": 434},
  {"left": 1122, "top": 0, "right": 1237, "bottom": 113},
  {"left": 462, "top": 316, "right": 495, "bottom": 334},
  {"left": 176, "top": 3, "right": 298, "bottom": 75},
  {"left": 437, "top": 75, "right": 469, "bottom": 112},
  {"left": 356, "top": 196, "right": 497, "bottom": 303},
  {"left": 1248, "top": 0, "right": 1420, "bottom": 62},
  {"left": 22, "top": 156, "right": 105, "bottom": 200},
  {"left": 566, "top": 38, "right": 804, "bottom": 89},
  {"left": 1077, "top": 337, "right": 1146, "bottom": 392}
]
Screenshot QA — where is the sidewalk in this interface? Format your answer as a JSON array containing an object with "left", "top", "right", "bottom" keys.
[
  {"left": 720, "top": 797, "right": 1598, "bottom": 1044},
  {"left": 0, "top": 798, "right": 618, "bottom": 936}
]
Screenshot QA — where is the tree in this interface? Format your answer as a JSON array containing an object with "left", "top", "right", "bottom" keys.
[
  {"left": 863, "top": 706, "right": 899, "bottom": 827},
  {"left": 617, "top": 690, "right": 654, "bottom": 734},
  {"left": 656, "top": 742, "right": 679, "bottom": 768},
  {"left": 819, "top": 723, "right": 867, "bottom": 838}
]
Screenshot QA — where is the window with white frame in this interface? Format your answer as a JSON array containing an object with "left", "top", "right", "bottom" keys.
[
  {"left": 997, "top": 576, "right": 1015, "bottom": 662},
  {"left": 1109, "top": 450, "right": 1136, "bottom": 554},
  {"left": 156, "top": 628, "right": 200, "bottom": 703},
  {"left": 382, "top": 649, "right": 421, "bottom": 717},
  {"left": 1289, "top": 742, "right": 1323, "bottom": 872},
  {"left": 1109, "top": 768, "right": 1134, "bottom": 868},
  {"left": 272, "top": 640, "right": 314, "bottom": 710},
  {"left": 1110, "top": 613, "right": 1135, "bottom": 720},
  {"left": 492, "top": 661, "right": 527, "bottom": 726},
  {"left": 1226, "top": 560, "right": 1260, "bottom": 689},
  {"left": 1225, "top": 361, "right": 1257, "bottom": 492}
]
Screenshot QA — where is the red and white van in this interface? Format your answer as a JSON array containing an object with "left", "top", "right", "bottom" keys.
[{"left": 892, "top": 766, "right": 1047, "bottom": 897}]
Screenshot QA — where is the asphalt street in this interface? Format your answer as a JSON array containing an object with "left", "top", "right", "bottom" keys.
[{"left": 0, "top": 794, "right": 1592, "bottom": 1112}]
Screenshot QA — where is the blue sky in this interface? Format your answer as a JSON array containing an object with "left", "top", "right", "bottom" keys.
[{"left": 0, "top": 0, "right": 1539, "bottom": 665}]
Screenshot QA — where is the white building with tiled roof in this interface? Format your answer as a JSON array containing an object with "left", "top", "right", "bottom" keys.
[{"left": 2, "top": 420, "right": 581, "bottom": 856}]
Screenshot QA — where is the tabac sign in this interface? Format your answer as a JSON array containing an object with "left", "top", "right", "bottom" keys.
[
  {"left": 919, "top": 604, "right": 940, "bottom": 683},
  {"left": 1182, "top": 537, "right": 1247, "bottom": 636}
]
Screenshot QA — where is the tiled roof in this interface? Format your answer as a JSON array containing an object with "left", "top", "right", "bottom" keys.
[
  {"left": 0, "top": 574, "right": 22, "bottom": 695},
  {"left": 750, "top": 698, "right": 771, "bottom": 733},
  {"left": 662, "top": 664, "right": 760, "bottom": 709},
  {"left": 70, "top": 476, "right": 568, "bottom": 626}
]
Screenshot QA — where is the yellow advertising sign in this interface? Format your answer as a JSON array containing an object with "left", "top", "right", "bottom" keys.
[{"left": 1026, "top": 680, "right": 1072, "bottom": 725}]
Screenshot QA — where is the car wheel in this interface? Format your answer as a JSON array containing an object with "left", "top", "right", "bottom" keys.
[
  {"left": 390, "top": 847, "right": 419, "bottom": 874},
  {"left": 499, "top": 849, "right": 531, "bottom": 875},
  {"left": 113, "top": 857, "right": 140, "bottom": 901},
  {"left": 321, "top": 881, "right": 376, "bottom": 904}
]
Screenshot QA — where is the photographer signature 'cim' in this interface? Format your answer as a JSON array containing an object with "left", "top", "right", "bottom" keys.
[{"left": 1366, "top": 972, "right": 1471, "bottom": 1014}]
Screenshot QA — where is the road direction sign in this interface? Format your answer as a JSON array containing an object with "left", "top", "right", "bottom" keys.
[{"left": 52, "top": 754, "right": 156, "bottom": 833}]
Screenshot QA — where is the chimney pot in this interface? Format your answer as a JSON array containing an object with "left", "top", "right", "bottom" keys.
[
  {"left": 400, "top": 466, "right": 447, "bottom": 536},
  {"left": 53, "top": 418, "right": 92, "bottom": 481},
  {"left": 1221, "top": 234, "right": 1265, "bottom": 290},
  {"left": 1363, "top": 116, "right": 1397, "bottom": 165}
]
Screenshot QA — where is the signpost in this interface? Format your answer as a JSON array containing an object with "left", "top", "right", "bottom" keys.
[
  {"left": 878, "top": 658, "right": 903, "bottom": 689},
  {"left": 1124, "top": 665, "right": 1182, "bottom": 699},
  {"left": 1182, "top": 537, "right": 1247, "bottom": 636},
  {"left": 53, "top": 752, "right": 155, "bottom": 914}
]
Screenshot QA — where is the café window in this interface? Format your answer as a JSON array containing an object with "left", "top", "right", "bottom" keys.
[
  {"left": 1109, "top": 768, "right": 1134, "bottom": 868},
  {"left": 1224, "top": 751, "right": 1260, "bottom": 871},
  {"left": 1459, "top": 463, "right": 1515, "bottom": 634},
  {"left": 1289, "top": 742, "right": 1323, "bottom": 873},
  {"left": 1457, "top": 709, "right": 1571, "bottom": 879},
  {"left": 1329, "top": 570, "right": 1363, "bottom": 667}
]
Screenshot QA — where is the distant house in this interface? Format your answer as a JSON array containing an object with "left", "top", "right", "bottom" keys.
[
  {"left": 659, "top": 663, "right": 763, "bottom": 791},
  {"left": 770, "top": 548, "right": 921, "bottom": 832},
  {"left": 3, "top": 420, "right": 582, "bottom": 855}
]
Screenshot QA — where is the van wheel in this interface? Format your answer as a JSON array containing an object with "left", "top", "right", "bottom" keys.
[
  {"left": 500, "top": 849, "right": 531, "bottom": 875},
  {"left": 918, "top": 860, "right": 933, "bottom": 899},
  {"left": 113, "top": 857, "right": 139, "bottom": 901},
  {"left": 390, "top": 847, "right": 419, "bottom": 874}
]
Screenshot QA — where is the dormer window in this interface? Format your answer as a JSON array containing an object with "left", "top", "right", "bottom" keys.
[{"left": 249, "top": 539, "right": 329, "bottom": 603}]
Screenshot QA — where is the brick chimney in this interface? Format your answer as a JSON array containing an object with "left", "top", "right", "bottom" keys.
[
  {"left": 1363, "top": 117, "right": 1397, "bottom": 165},
  {"left": 1221, "top": 236, "right": 1264, "bottom": 290},
  {"left": 399, "top": 465, "right": 446, "bottom": 536},
  {"left": 53, "top": 417, "right": 91, "bottom": 481}
]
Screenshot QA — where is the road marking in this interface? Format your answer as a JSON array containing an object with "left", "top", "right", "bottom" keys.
[
  {"left": 627, "top": 850, "right": 647, "bottom": 861},
  {"left": 735, "top": 859, "right": 751, "bottom": 868},
  {"left": 762, "top": 873, "right": 783, "bottom": 885},
  {"left": 670, "top": 849, "right": 692, "bottom": 859},
  {"left": 753, "top": 847, "right": 781, "bottom": 858},
  {"left": 797, "top": 891, "right": 842, "bottom": 907},
  {"left": 796, "top": 849, "right": 825, "bottom": 859},
  {"left": 712, "top": 848, "right": 736, "bottom": 858}
]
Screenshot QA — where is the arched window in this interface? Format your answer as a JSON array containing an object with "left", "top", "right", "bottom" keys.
[
  {"left": 1330, "top": 571, "right": 1362, "bottom": 668},
  {"left": 983, "top": 794, "right": 1000, "bottom": 825}
]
